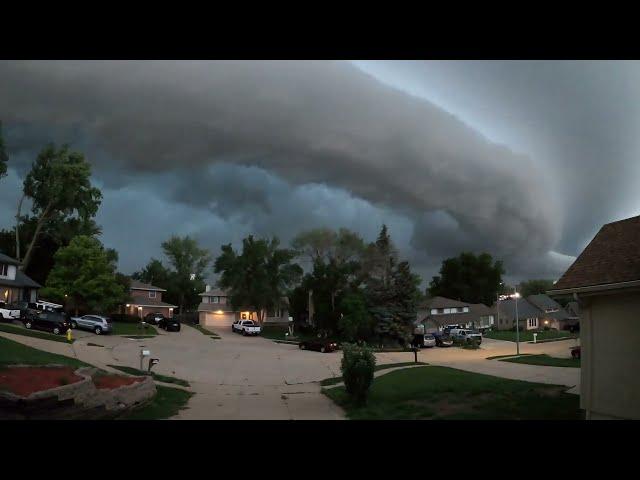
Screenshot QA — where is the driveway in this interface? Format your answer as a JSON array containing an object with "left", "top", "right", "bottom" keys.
[{"left": 1, "top": 324, "right": 581, "bottom": 419}]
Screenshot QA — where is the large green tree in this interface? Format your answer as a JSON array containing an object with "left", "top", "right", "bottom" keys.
[
  {"left": 215, "top": 235, "right": 302, "bottom": 324},
  {"left": 17, "top": 144, "right": 102, "bottom": 271},
  {"left": 519, "top": 279, "right": 555, "bottom": 298},
  {"left": 41, "top": 235, "right": 127, "bottom": 315},
  {"left": 428, "top": 252, "right": 505, "bottom": 306},
  {"left": 0, "top": 121, "right": 8, "bottom": 179},
  {"left": 161, "top": 236, "right": 212, "bottom": 314}
]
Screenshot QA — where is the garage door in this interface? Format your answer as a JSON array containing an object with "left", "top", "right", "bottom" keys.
[{"left": 202, "top": 312, "right": 236, "bottom": 328}]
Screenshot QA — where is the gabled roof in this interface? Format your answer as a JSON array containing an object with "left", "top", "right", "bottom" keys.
[
  {"left": 129, "top": 279, "right": 167, "bottom": 292},
  {"left": 198, "top": 288, "right": 228, "bottom": 297},
  {"left": 421, "top": 296, "right": 470, "bottom": 309},
  {"left": 527, "top": 294, "right": 562, "bottom": 312},
  {"left": 550, "top": 215, "right": 640, "bottom": 293},
  {"left": 497, "top": 297, "right": 542, "bottom": 320},
  {"left": 0, "top": 252, "right": 20, "bottom": 266},
  {"left": 128, "top": 298, "right": 176, "bottom": 308},
  {"left": 0, "top": 268, "right": 41, "bottom": 289}
]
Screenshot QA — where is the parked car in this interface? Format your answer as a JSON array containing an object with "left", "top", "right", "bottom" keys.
[
  {"left": 69, "top": 314, "right": 113, "bottom": 335},
  {"left": 159, "top": 316, "right": 181, "bottom": 332},
  {"left": 299, "top": 339, "right": 339, "bottom": 353},
  {"left": 234, "top": 320, "right": 261, "bottom": 336},
  {"left": 432, "top": 332, "right": 453, "bottom": 347},
  {"left": 144, "top": 312, "right": 165, "bottom": 325},
  {"left": 449, "top": 328, "right": 483, "bottom": 345},
  {"left": 422, "top": 333, "right": 436, "bottom": 348},
  {"left": 570, "top": 346, "right": 581, "bottom": 359},
  {"left": 0, "top": 301, "right": 21, "bottom": 321},
  {"left": 23, "top": 311, "right": 70, "bottom": 335}
]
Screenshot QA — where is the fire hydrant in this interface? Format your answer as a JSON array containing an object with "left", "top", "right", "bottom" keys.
[{"left": 67, "top": 328, "right": 73, "bottom": 342}]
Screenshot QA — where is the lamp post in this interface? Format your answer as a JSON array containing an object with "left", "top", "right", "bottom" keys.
[{"left": 514, "top": 289, "right": 521, "bottom": 355}]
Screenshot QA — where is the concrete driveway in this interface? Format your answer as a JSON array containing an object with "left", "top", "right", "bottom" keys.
[{"left": 1, "top": 323, "right": 581, "bottom": 419}]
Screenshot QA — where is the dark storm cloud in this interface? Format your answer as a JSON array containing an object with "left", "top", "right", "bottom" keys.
[{"left": 0, "top": 60, "right": 571, "bottom": 280}]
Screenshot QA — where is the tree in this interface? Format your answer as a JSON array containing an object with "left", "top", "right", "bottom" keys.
[
  {"left": 0, "top": 121, "right": 8, "bottom": 179},
  {"left": 519, "top": 279, "right": 555, "bottom": 298},
  {"left": 362, "top": 224, "right": 398, "bottom": 288},
  {"left": 40, "top": 236, "right": 127, "bottom": 315},
  {"left": 428, "top": 252, "right": 505, "bottom": 306},
  {"left": 337, "top": 290, "right": 372, "bottom": 342},
  {"left": 132, "top": 258, "right": 172, "bottom": 287},
  {"left": 215, "top": 235, "right": 302, "bottom": 324},
  {"left": 18, "top": 144, "right": 102, "bottom": 271},
  {"left": 161, "top": 236, "right": 212, "bottom": 314}
]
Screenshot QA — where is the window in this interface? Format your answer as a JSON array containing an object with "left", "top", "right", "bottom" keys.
[
  {"left": 211, "top": 296, "right": 219, "bottom": 303},
  {"left": 219, "top": 296, "right": 227, "bottom": 304},
  {"left": 444, "top": 308, "right": 452, "bottom": 314},
  {"left": 528, "top": 318, "right": 538, "bottom": 328},
  {"left": 463, "top": 307, "right": 469, "bottom": 313},
  {"left": 149, "top": 291, "right": 156, "bottom": 299},
  {"left": 0, "top": 263, "right": 8, "bottom": 276},
  {"left": 203, "top": 296, "right": 209, "bottom": 304},
  {"left": 430, "top": 309, "right": 438, "bottom": 315}
]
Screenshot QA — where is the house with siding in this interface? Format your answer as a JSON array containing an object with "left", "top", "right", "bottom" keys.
[
  {"left": 548, "top": 214, "right": 640, "bottom": 420},
  {"left": 416, "top": 296, "right": 495, "bottom": 332},
  {"left": 0, "top": 252, "right": 40, "bottom": 305},
  {"left": 197, "top": 284, "right": 290, "bottom": 329}
]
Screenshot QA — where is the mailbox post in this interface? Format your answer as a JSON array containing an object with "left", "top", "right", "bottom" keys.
[
  {"left": 140, "top": 348, "right": 150, "bottom": 371},
  {"left": 148, "top": 358, "right": 159, "bottom": 372}
]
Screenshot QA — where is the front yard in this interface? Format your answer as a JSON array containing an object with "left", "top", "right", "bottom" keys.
[
  {"left": 500, "top": 354, "right": 581, "bottom": 368},
  {"left": 0, "top": 336, "right": 89, "bottom": 369},
  {"left": 0, "top": 322, "right": 74, "bottom": 343},
  {"left": 111, "top": 321, "right": 157, "bottom": 336},
  {"left": 483, "top": 330, "right": 577, "bottom": 343},
  {"left": 323, "top": 365, "right": 582, "bottom": 420}
]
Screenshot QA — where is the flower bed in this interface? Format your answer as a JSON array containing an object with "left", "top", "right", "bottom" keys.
[
  {"left": 0, "top": 366, "right": 83, "bottom": 397},
  {"left": 93, "top": 374, "right": 144, "bottom": 390}
]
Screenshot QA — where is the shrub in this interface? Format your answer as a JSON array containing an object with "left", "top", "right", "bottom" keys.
[
  {"left": 110, "top": 313, "right": 142, "bottom": 323},
  {"left": 340, "top": 342, "right": 376, "bottom": 405}
]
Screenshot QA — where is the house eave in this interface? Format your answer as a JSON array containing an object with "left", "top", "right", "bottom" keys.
[{"left": 548, "top": 279, "right": 640, "bottom": 296}]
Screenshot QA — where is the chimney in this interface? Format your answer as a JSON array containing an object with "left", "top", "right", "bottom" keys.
[{"left": 205, "top": 284, "right": 211, "bottom": 292}]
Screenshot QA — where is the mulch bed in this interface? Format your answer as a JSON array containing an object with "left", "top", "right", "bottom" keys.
[
  {"left": 0, "top": 366, "right": 82, "bottom": 397},
  {"left": 92, "top": 374, "right": 144, "bottom": 390}
]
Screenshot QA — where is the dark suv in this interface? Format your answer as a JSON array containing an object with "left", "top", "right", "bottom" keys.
[
  {"left": 23, "top": 311, "right": 70, "bottom": 335},
  {"left": 144, "top": 312, "right": 165, "bottom": 325}
]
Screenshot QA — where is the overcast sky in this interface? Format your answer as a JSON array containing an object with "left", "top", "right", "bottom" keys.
[{"left": 1, "top": 60, "right": 638, "bottom": 286}]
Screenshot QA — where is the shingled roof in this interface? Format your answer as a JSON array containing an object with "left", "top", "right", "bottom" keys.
[{"left": 550, "top": 215, "right": 640, "bottom": 293}]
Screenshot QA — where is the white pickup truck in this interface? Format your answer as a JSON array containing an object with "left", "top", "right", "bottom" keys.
[
  {"left": 233, "top": 320, "right": 261, "bottom": 336},
  {"left": 0, "top": 302, "right": 21, "bottom": 321},
  {"left": 449, "top": 328, "right": 483, "bottom": 345}
]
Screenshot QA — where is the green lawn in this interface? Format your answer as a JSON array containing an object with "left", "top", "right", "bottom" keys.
[
  {"left": 0, "top": 323, "right": 74, "bottom": 343},
  {"left": 323, "top": 365, "right": 582, "bottom": 420},
  {"left": 320, "top": 362, "right": 428, "bottom": 386},
  {"left": 107, "top": 364, "right": 191, "bottom": 387},
  {"left": 111, "top": 322, "right": 157, "bottom": 336},
  {"left": 483, "top": 330, "right": 577, "bottom": 343},
  {"left": 0, "top": 336, "right": 90, "bottom": 369},
  {"left": 500, "top": 354, "right": 581, "bottom": 368},
  {"left": 121, "top": 385, "right": 193, "bottom": 420}
]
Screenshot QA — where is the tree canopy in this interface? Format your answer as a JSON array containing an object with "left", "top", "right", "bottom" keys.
[
  {"left": 41, "top": 235, "right": 127, "bottom": 315},
  {"left": 428, "top": 252, "right": 504, "bottom": 306},
  {"left": 519, "top": 279, "right": 555, "bottom": 298}
]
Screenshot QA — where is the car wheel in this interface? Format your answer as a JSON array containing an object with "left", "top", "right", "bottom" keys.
[
  {"left": 25, "top": 321, "right": 32, "bottom": 329},
  {"left": 299, "top": 343, "right": 305, "bottom": 349},
  {"left": 94, "top": 326, "right": 102, "bottom": 335},
  {"left": 320, "top": 346, "right": 326, "bottom": 353},
  {"left": 242, "top": 330, "right": 247, "bottom": 336},
  {"left": 53, "top": 326, "right": 60, "bottom": 335}
]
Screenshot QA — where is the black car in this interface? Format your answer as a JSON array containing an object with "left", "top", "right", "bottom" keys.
[
  {"left": 144, "top": 312, "right": 165, "bottom": 325},
  {"left": 299, "top": 339, "right": 339, "bottom": 353},
  {"left": 158, "top": 317, "right": 181, "bottom": 332},
  {"left": 23, "top": 311, "right": 70, "bottom": 335},
  {"left": 432, "top": 332, "right": 454, "bottom": 347}
]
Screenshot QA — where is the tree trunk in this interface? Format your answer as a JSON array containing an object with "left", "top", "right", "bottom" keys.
[
  {"left": 15, "top": 193, "right": 25, "bottom": 261},
  {"left": 20, "top": 202, "right": 52, "bottom": 271}
]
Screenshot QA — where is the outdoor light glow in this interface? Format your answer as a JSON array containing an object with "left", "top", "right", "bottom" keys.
[
  {"left": 513, "top": 292, "right": 521, "bottom": 298},
  {"left": 126, "top": 304, "right": 130, "bottom": 307},
  {"left": 216, "top": 310, "right": 223, "bottom": 314}
]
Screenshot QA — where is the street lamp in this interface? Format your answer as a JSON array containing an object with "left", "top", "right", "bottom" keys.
[{"left": 513, "top": 290, "right": 521, "bottom": 355}]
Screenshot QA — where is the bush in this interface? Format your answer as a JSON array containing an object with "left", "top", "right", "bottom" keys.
[
  {"left": 340, "top": 342, "right": 376, "bottom": 405},
  {"left": 110, "top": 313, "right": 142, "bottom": 323}
]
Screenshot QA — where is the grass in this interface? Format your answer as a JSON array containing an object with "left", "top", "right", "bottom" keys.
[
  {"left": 190, "top": 324, "right": 221, "bottom": 338},
  {"left": 0, "top": 336, "right": 90, "bottom": 369},
  {"left": 107, "top": 364, "right": 191, "bottom": 387},
  {"left": 323, "top": 365, "right": 582, "bottom": 420},
  {"left": 320, "top": 361, "right": 428, "bottom": 386},
  {"left": 486, "top": 353, "right": 535, "bottom": 360},
  {"left": 500, "top": 354, "right": 581, "bottom": 368},
  {"left": 483, "top": 330, "right": 577, "bottom": 343},
  {"left": 0, "top": 323, "right": 74, "bottom": 343},
  {"left": 111, "top": 322, "right": 157, "bottom": 336},
  {"left": 120, "top": 385, "right": 193, "bottom": 420}
]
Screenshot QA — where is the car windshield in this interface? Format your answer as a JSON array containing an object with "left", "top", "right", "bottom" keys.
[{"left": 425, "top": 334, "right": 434, "bottom": 339}]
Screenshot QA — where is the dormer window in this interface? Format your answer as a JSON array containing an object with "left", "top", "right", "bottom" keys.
[{"left": 149, "top": 291, "right": 156, "bottom": 299}]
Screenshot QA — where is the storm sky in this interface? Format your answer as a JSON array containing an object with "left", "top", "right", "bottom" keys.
[{"left": 1, "top": 60, "right": 638, "bottom": 286}]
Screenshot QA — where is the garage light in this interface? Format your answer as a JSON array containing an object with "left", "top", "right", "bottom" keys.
[{"left": 216, "top": 310, "right": 223, "bottom": 314}]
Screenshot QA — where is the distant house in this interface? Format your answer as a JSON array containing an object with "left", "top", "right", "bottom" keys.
[
  {"left": 197, "top": 284, "right": 290, "bottom": 328},
  {"left": 527, "top": 294, "right": 578, "bottom": 330},
  {"left": 548, "top": 215, "right": 640, "bottom": 420},
  {"left": 492, "top": 293, "right": 578, "bottom": 331},
  {"left": 416, "top": 296, "right": 495, "bottom": 332},
  {"left": 125, "top": 279, "right": 176, "bottom": 319},
  {"left": 0, "top": 252, "right": 40, "bottom": 304}
]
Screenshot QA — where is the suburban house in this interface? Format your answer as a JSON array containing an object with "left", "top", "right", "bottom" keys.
[
  {"left": 0, "top": 252, "right": 40, "bottom": 304},
  {"left": 124, "top": 279, "right": 176, "bottom": 319},
  {"left": 493, "top": 294, "right": 578, "bottom": 331},
  {"left": 548, "top": 214, "right": 640, "bottom": 420},
  {"left": 416, "top": 296, "right": 495, "bottom": 333},
  {"left": 197, "top": 284, "right": 290, "bottom": 328},
  {"left": 527, "top": 294, "right": 579, "bottom": 331}
]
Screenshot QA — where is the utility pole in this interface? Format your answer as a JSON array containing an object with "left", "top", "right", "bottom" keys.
[{"left": 514, "top": 288, "right": 520, "bottom": 356}]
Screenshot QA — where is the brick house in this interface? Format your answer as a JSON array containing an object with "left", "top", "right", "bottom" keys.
[
  {"left": 0, "top": 252, "right": 40, "bottom": 304},
  {"left": 125, "top": 279, "right": 176, "bottom": 319}
]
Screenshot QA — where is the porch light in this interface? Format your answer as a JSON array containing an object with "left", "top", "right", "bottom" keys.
[
  {"left": 126, "top": 304, "right": 130, "bottom": 307},
  {"left": 216, "top": 310, "right": 223, "bottom": 314},
  {"left": 544, "top": 320, "right": 549, "bottom": 325}
]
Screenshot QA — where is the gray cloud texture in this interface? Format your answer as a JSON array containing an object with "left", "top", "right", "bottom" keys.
[{"left": 0, "top": 60, "right": 590, "bottom": 282}]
